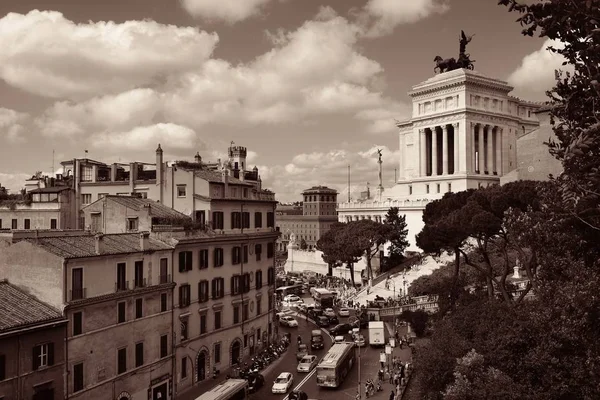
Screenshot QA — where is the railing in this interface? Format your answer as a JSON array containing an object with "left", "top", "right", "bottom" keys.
[
  {"left": 159, "top": 274, "right": 172, "bottom": 284},
  {"left": 115, "top": 280, "right": 129, "bottom": 292},
  {"left": 376, "top": 301, "right": 439, "bottom": 317},
  {"left": 337, "top": 199, "right": 432, "bottom": 209},
  {"left": 70, "top": 288, "right": 87, "bottom": 301},
  {"left": 134, "top": 278, "right": 147, "bottom": 288}
]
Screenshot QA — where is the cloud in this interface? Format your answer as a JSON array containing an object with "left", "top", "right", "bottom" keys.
[
  {"left": 257, "top": 145, "right": 401, "bottom": 202},
  {"left": 181, "top": 0, "right": 282, "bottom": 24},
  {"left": 0, "top": 172, "right": 30, "bottom": 193},
  {"left": 355, "top": 0, "right": 449, "bottom": 38},
  {"left": 0, "top": 107, "right": 29, "bottom": 142},
  {"left": 0, "top": 10, "right": 219, "bottom": 100},
  {"left": 507, "top": 39, "right": 570, "bottom": 101}
]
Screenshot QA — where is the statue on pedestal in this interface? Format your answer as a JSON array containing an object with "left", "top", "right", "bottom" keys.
[{"left": 434, "top": 30, "right": 476, "bottom": 74}]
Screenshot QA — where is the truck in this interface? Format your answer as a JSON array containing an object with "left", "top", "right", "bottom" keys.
[{"left": 368, "top": 321, "right": 385, "bottom": 346}]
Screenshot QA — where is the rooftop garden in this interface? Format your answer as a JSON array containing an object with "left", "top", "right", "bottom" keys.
[
  {"left": 151, "top": 216, "right": 211, "bottom": 231},
  {"left": 175, "top": 160, "right": 206, "bottom": 170}
]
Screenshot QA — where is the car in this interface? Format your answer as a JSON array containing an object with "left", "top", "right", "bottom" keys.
[
  {"left": 272, "top": 372, "right": 294, "bottom": 394},
  {"left": 296, "top": 343, "right": 309, "bottom": 360},
  {"left": 248, "top": 373, "right": 265, "bottom": 393},
  {"left": 297, "top": 355, "right": 318, "bottom": 372},
  {"left": 354, "top": 334, "right": 366, "bottom": 347},
  {"left": 275, "top": 312, "right": 287, "bottom": 320},
  {"left": 338, "top": 308, "right": 350, "bottom": 317},
  {"left": 280, "top": 316, "right": 299, "bottom": 327},
  {"left": 323, "top": 308, "right": 336, "bottom": 318},
  {"left": 334, "top": 335, "right": 345, "bottom": 343},
  {"left": 329, "top": 323, "right": 353, "bottom": 336},
  {"left": 316, "top": 316, "right": 330, "bottom": 327},
  {"left": 284, "top": 294, "right": 302, "bottom": 303},
  {"left": 328, "top": 316, "right": 339, "bottom": 325}
]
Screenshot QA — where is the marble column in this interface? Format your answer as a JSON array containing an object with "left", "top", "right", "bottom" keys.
[
  {"left": 419, "top": 129, "right": 427, "bottom": 177},
  {"left": 432, "top": 127, "right": 438, "bottom": 176},
  {"left": 453, "top": 123, "right": 459, "bottom": 174},
  {"left": 495, "top": 127, "right": 503, "bottom": 175},
  {"left": 486, "top": 125, "right": 494, "bottom": 174},
  {"left": 471, "top": 123, "right": 477, "bottom": 173},
  {"left": 478, "top": 125, "right": 485, "bottom": 174},
  {"left": 442, "top": 125, "right": 449, "bottom": 175}
]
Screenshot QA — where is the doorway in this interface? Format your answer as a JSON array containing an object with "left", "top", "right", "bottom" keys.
[
  {"left": 231, "top": 340, "right": 241, "bottom": 365},
  {"left": 152, "top": 382, "right": 168, "bottom": 400},
  {"left": 197, "top": 351, "right": 207, "bottom": 382}
]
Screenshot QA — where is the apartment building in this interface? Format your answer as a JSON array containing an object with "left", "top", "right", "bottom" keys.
[
  {"left": 0, "top": 231, "right": 176, "bottom": 400},
  {"left": 0, "top": 280, "right": 68, "bottom": 400}
]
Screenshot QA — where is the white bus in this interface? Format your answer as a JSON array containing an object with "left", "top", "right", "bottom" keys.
[
  {"left": 312, "top": 288, "right": 334, "bottom": 308},
  {"left": 316, "top": 342, "right": 356, "bottom": 388},
  {"left": 195, "top": 379, "right": 248, "bottom": 400}
]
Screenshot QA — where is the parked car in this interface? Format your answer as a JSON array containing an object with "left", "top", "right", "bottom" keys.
[
  {"left": 354, "top": 334, "right": 366, "bottom": 347},
  {"left": 316, "top": 316, "right": 329, "bottom": 327},
  {"left": 329, "top": 323, "right": 353, "bottom": 336},
  {"left": 334, "top": 336, "right": 345, "bottom": 343},
  {"left": 328, "top": 316, "right": 339, "bottom": 325},
  {"left": 248, "top": 373, "right": 265, "bottom": 393},
  {"left": 280, "top": 316, "right": 299, "bottom": 327},
  {"left": 297, "top": 355, "right": 318, "bottom": 372},
  {"left": 272, "top": 372, "right": 294, "bottom": 394},
  {"left": 338, "top": 308, "right": 350, "bottom": 317},
  {"left": 284, "top": 294, "right": 302, "bottom": 303},
  {"left": 323, "top": 308, "right": 336, "bottom": 318},
  {"left": 296, "top": 344, "right": 309, "bottom": 361}
]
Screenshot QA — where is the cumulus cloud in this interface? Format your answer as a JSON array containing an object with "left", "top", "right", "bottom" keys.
[
  {"left": 0, "top": 10, "right": 219, "bottom": 100},
  {"left": 181, "top": 0, "right": 281, "bottom": 24},
  {"left": 0, "top": 108, "right": 29, "bottom": 142},
  {"left": 0, "top": 172, "right": 30, "bottom": 193},
  {"left": 355, "top": 0, "right": 449, "bottom": 38},
  {"left": 507, "top": 39, "right": 570, "bottom": 101}
]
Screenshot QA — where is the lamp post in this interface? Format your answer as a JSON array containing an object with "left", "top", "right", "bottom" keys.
[
  {"left": 351, "top": 330, "right": 361, "bottom": 399},
  {"left": 386, "top": 277, "right": 396, "bottom": 300}
]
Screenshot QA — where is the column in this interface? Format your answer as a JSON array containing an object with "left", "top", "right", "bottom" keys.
[
  {"left": 486, "top": 126, "right": 494, "bottom": 174},
  {"left": 399, "top": 133, "right": 405, "bottom": 181},
  {"left": 432, "top": 127, "right": 438, "bottom": 176},
  {"left": 442, "top": 125, "right": 449, "bottom": 175},
  {"left": 453, "top": 123, "right": 459, "bottom": 174},
  {"left": 419, "top": 129, "right": 427, "bottom": 177},
  {"left": 478, "top": 125, "right": 485, "bottom": 174},
  {"left": 471, "top": 123, "right": 477, "bottom": 173},
  {"left": 495, "top": 127, "right": 503, "bottom": 175}
]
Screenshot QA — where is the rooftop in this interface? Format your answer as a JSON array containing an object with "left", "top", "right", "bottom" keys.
[
  {"left": 96, "top": 195, "right": 190, "bottom": 220},
  {"left": 191, "top": 169, "right": 253, "bottom": 186},
  {"left": 29, "top": 186, "right": 71, "bottom": 194},
  {"left": 26, "top": 232, "right": 173, "bottom": 259},
  {"left": 302, "top": 186, "right": 338, "bottom": 194},
  {"left": 0, "top": 280, "right": 64, "bottom": 332}
]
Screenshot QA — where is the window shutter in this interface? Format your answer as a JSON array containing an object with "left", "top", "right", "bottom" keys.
[
  {"left": 186, "top": 252, "right": 192, "bottom": 271},
  {"left": 178, "top": 286, "right": 183, "bottom": 306},
  {"left": 213, "top": 249, "right": 218, "bottom": 267},
  {"left": 230, "top": 277, "right": 235, "bottom": 295},
  {"left": 231, "top": 248, "right": 236, "bottom": 264},
  {"left": 178, "top": 252, "right": 186, "bottom": 272},
  {"left": 198, "top": 281, "right": 202, "bottom": 302},
  {"left": 32, "top": 345, "right": 41, "bottom": 370},
  {"left": 211, "top": 279, "right": 216, "bottom": 299},
  {"left": 0, "top": 354, "right": 5, "bottom": 381},
  {"left": 48, "top": 343, "right": 55, "bottom": 366}
]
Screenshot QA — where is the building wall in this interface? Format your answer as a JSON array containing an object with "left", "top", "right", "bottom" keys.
[
  {"left": 276, "top": 216, "right": 338, "bottom": 251},
  {"left": 0, "top": 240, "right": 65, "bottom": 310},
  {"left": 284, "top": 247, "right": 371, "bottom": 281},
  {"left": 0, "top": 190, "right": 74, "bottom": 230},
  {"left": 209, "top": 200, "right": 276, "bottom": 235},
  {"left": 0, "top": 323, "right": 66, "bottom": 400},
  {"left": 82, "top": 201, "right": 154, "bottom": 233}
]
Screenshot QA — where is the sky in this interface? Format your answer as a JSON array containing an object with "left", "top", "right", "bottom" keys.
[{"left": 0, "top": 0, "right": 565, "bottom": 202}]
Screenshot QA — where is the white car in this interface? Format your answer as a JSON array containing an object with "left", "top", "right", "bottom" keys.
[
  {"left": 338, "top": 308, "right": 350, "bottom": 317},
  {"left": 272, "top": 372, "right": 294, "bottom": 394},
  {"left": 297, "top": 355, "right": 318, "bottom": 372},
  {"left": 334, "top": 335, "right": 345, "bottom": 343},
  {"left": 279, "top": 316, "right": 299, "bottom": 327},
  {"left": 354, "top": 334, "right": 366, "bottom": 347},
  {"left": 284, "top": 294, "right": 301, "bottom": 303},
  {"left": 323, "top": 308, "right": 336, "bottom": 318}
]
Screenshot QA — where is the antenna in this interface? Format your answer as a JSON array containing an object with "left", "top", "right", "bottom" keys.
[
  {"left": 52, "top": 150, "right": 55, "bottom": 176},
  {"left": 347, "top": 165, "right": 350, "bottom": 202}
]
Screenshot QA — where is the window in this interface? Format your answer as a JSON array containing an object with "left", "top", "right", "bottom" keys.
[
  {"left": 267, "top": 242, "right": 274, "bottom": 258},
  {"left": 212, "top": 212, "right": 224, "bottom": 229},
  {"left": 255, "top": 244, "right": 262, "bottom": 261},
  {"left": 181, "top": 318, "right": 189, "bottom": 341},
  {"left": 177, "top": 185, "right": 187, "bottom": 197},
  {"left": 0, "top": 354, "right": 5, "bottom": 381},
  {"left": 117, "top": 347, "right": 127, "bottom": 374},
  {"left": 448, "top": 183, "right": 452, "bottom": 192},
  {"left": 257, "top": 298, "right": 262, "bottom": 315},
  {"left": 243, "top": 245, "right": 248, "bottom": 263},
  {"left": 81, "top": 194, "right": 92, "bottom": 205},
  {"left": 73, "top": 312, "right": 83, "bottom": 336},
  {"left": 426, "top": 184, "right": 430, "bottom": 194},
  {"left": 255, "top": 270, "right": 263, "bottom": 289},
  {"left": 181, "top": 357, "right": 188, "bottom": 379},
  {"left": 179, "top": 284, "right": 191, "bottom": 308},
  {"left": 117, "top": 302, "right": 126, "bottom": 323},
  {"left": 73, "top": 363, "right": 84, "bottom": 392},
  {"left": 178, "top": 251, "right": 193, "bottom": 272},
  {"left": 0, "top": 219, "right": 2, "bottom": 229},
  {"left": 437, "top": 183, "right": 441, "bottom": 193},
  {"left": 199, "top": 250, "right": 209, "bottom": 269},
  {"left": 268, "top": 296, "right": 273, "bottom": 311},
  {"left": 242, "top": 273, "right": 251, "bottom": 294},
  {"left": 116, "top": 262, "right": 127, "bottom": 291},
  {"left": 409, "top": 185, "right": 413, "bottom": 195},
  {"left": 81, "top": 166, "right": 93, "bottom": 182},
  {"left": 231, "top": 276, "right": 241, "bottom": 295},
  {"left": 24, "top": 219, "right": 31, "bottom": 229},
  {"left": 11, "top": 219, "right": 17, "bottom": 229},
  {"left": 214, "top": 311, "right": 222, "bottom": 330},
  {"left": 254, "top": 212, "right": 263, "bottom": 228},
  {"left": 98, "top": 193, "right": 108, "bottom": 199},
  {"left": 266, "top": 212, "right": 275, "bottom": 227},
  {"left": 244, "top": 334, "right": 248, "bottom": 347},
  {"left": 214, "top": 342, "right": 221, "bottom": 364},
  {"left": 33, "top": 343, "right": 54, "bottom": 370},
  {"left": 200, "top": 314, "right": 207, "bottom": 334},
  {"left": 267, "top": 267, "right": 275, "bottom": 285},
  {"left": 134, "top": 261, "right": 144, "bottom": 288},
  {"left": 135, "top": 342, "right": 144, "bottom": 367},
  {"left": 127, "top": 217, "right": 138, "bottom": 231},
  {"left": 160, "top": 258, "right": 169, "bottom": 284},
  {"left": 160, "top": 293, "right": 167, "bottom": 312},
  {"left": 243, "top": 303, "right": 249, "bottom": 321},
  {"left": 230, "top": 212, "right": 241, "bottom": 229},
  {"left": 231, "top": 247, "right": 241, "bottom": 265},
  {"left": 213, "top": 248, "right": 224, "bottom": 267},
  {"left": 135, "top": 298, "right": 143, "bottom": 319},
  {"left": 198, "top": 280, "right": 209, "bottom": 303},
  {"left": 211, "top": 278, "right": 224, "bottom": 299},
  {"left": 233, "top": 306, "right": 240, "bottom": 324},
  {"left": 242, "top": 212, "right": 250, "bottom": 229},
  {"left": 243, "top": 188, "right": 248, "bottom": 198},
  {"left": 50, "top": 218, "right": 57, "bottom": 229},
  {"left": 160, "top": 335, "right": 168, "bottom": 358}
]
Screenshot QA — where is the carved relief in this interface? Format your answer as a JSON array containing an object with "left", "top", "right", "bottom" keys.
[
  {"left": 425, "top": 102, "right": 432, "bottom": 112},
  {"left": 435, "top": 99, "right": 443, "bottom": 111},
  {"left": 413, "top": 113, "right": 465, "bottom": 127},
  {"left": 405, "top": 133, "right": 414, "bottom": 144}
]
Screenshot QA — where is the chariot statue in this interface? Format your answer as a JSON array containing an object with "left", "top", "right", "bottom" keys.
[{"left": 434, "top": 30, "right": 476, "bottom": 74}]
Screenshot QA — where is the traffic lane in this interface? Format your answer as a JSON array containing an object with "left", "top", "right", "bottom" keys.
[
  {"left": 298, "top": 344, "right": 382, "bottom": 400},
  {"left": 255, "top": 320, "right": 333, "bottom": 400}
]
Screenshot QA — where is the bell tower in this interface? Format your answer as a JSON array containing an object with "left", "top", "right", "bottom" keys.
[{"left": 228, "top": 143, "right": 247, "bottom": 172}]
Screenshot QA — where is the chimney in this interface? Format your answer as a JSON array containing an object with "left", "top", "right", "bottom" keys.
[
  {"left": 194, "top": 152, "right": 202, "bottom": 163},
  {"left": 513, "top": 265, "right": 520, "bottom": 279},
  {"left": 129, "top": 162, "right": 137, "bottom": 193},
  {"left": 94, "top": 233, "right": 104, "bottom": 255},
  {"left": 140, "top": 231, "right": 150, "bottom": 251},
  {"left": 156, "top": 144, "right": 164, "bottom": 203}
]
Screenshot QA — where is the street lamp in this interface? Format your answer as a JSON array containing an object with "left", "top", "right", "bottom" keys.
[
  {"left": 351, "top": 330, "right": 361, "bottom": 400},
  {"left": 385, "top": 277, "right": 396, "bottom": 300},
  {"left": 402, "top": 271, "right": 407, "bottom": 298}
]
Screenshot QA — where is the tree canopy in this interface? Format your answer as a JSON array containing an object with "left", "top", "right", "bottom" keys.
[{"left": 383, "top": 207, "right": 410, "bottom": 268}]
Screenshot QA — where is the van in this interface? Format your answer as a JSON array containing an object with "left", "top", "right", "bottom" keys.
[{"left": 310, "top": 330, "right": 324, "bottom": 350}]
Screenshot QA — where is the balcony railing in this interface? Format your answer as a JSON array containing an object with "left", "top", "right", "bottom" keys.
[
  {"left": 159, "top": 274, "right": 172, "bottom": 284},
  {"left": 115, "top": 280, "right": 129, "bottom": 292},
  {"left": 70, "top": 288, "right": 87, "bottom": 301},
  {"left": 134, "top": 278, "right": 147, "bottom": 288}
]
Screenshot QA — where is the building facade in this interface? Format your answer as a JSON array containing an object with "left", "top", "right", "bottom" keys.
[
  {"left": 0, "top": 231, "right": 176, "bottom": 400},
  {"left": 338, "top": 68, "right": 543, "bottom": 250},
  {"left": 276, "top": 186, "right": 338, "bottom": 251},
  {"left": 0, "top": 280, "right": 67, "bottom": 400}
]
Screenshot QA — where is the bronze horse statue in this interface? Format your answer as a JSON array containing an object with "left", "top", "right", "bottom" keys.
[{"left": 434, "top": 56, "right": 457, "bottom": 73}]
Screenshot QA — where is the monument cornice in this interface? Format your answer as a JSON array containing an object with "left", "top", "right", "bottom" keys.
[
  {"left": 411, "top": 111, "right": 465, "bottom": 127},
  {"left": 410, "top": 72, "right": 513, "bottom": 98}
]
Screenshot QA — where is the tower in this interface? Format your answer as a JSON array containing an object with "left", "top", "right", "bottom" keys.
[
  {"left": 156, "top": 144, "right": 164, "bottom": 204},
  {"left": 228, "top": 144, "right": 247, "bottom": 172}
]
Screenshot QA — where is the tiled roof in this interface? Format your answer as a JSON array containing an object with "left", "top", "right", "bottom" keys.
[
  {"left": 29, "top": 186, "right": 71, "bottom": 194},
  {"left": 104, "top": 196, "right": 189, "bottom": 220},
  {"left": 192, "top": 169, "right": 253, "bottom": 186},
  {"left": 27, "top": 233, "right": 174, "bottom": 259},
  {"left": 0, "top": 280, "right": 64, "bottom": 332}
]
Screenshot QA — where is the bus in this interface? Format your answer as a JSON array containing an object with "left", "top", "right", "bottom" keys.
[
  {"left": 312, "top": 288, "right": 334, "bottom": 308},
  {"left": 195, "top": 379, "right": 248, "bottom": 400},
  {"left": 316, "top": 342, "right": 356, "bottom": 388},
  {"left": 276, "top": 284, "right": 303, "bottom": 299}
]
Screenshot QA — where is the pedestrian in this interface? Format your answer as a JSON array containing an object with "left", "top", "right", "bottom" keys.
[{"left": 389, "top": 390, "right": 395, "bottom": 400}]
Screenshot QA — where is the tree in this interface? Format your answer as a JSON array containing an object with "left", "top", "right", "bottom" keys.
[
  {"left": 299, "top": 238, "right": 308, "bottom": 250},
  {"left": 317, "top": 223, "right": 345, "bottom": 277},
  {"left": 345, "top": 219, "right": 392, "bottom": 285},
  {"left": 383, "top": 207, "right": 410, "bottom": 268},
  {"left": 400, "top": 310, "right": 429, "bottom": 337}
]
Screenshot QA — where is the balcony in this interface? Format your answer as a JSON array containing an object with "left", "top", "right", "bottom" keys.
[
  {"left": 115, "top": 280, "right": 129, "bottom": 292},
  {"left": 70, "top": 288, "right": 87, "bottom": 301},
  {"left": 134, "top": 278, "right": 147, "bottom": 289},
  {"left": 159, "top": 274, "right": 172, "bottom": 284}
]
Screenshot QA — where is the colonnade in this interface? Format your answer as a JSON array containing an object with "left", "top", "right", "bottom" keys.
[
  {"left": 470, "top": 123, "right": 503, "bottom": 175},
  {"left": 343, "top": 215, "right": 383, "bottom": 223}
]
